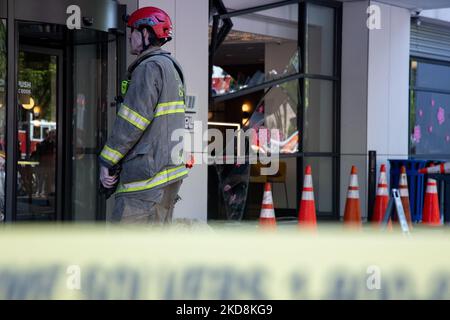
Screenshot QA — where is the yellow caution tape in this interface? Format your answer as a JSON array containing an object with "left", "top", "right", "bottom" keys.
[{"left": 0, "top": 225, "right": 450, "bottom": 299}]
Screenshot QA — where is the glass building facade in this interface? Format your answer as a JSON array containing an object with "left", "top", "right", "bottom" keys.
[
  {"left": 208, "top": 0, "right": 342, "bottom": 221},
  {"left": 0, "top": 0, "right": 126, "bottom": 222}
]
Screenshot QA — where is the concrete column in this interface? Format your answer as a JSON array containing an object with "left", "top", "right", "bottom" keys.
[
  {"left": 137, "top": 0, "right": 209, "bottom": 221},
  {"left": 340, "top": 1, "right": 410, "bottom": 220},
  {"left": 340, "top": 1, "right": 370, "bottom": 219},
  {"left": 367, "top": 1, "right": 410, "bottom": 193}
]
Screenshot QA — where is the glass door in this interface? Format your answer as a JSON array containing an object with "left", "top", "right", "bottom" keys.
[
  {"left": 1, "top": 0, "right": 121, "bottom": 222},
  {"left": 16, "top": 46, "right": 60, "bottom": 221},
  {"left": 12, "top": 20, "right": 120, "bottom": 221},
  {"left": 70, "top": 28, "right": 116, "bottom": 221}
]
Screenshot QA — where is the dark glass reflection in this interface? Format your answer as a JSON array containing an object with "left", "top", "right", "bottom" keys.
[{"left": 16, "top": 50, "right": 57, "bottom": 221}]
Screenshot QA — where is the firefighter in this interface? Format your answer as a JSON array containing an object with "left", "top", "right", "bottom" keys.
[{"left": 99, "top": 7, "right": 188, "bottom": 223}]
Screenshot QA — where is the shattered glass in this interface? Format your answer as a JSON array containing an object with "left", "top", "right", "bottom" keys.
[{"left": 214, "top": 78, "right": 300, "bottom": 220}]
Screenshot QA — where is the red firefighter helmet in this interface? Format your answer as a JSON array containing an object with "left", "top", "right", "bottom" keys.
[{"left": 126, "top": 7, "right": 173, "bottom": 42}]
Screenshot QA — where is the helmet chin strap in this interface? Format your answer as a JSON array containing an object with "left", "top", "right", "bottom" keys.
[{"left": 141, "top": 29, "right": 150, "bottom": 52}]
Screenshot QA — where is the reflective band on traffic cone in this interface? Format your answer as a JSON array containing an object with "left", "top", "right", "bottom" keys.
[
  {"left": 398, "top": 166, "right": 413, "bottom": 227},
  {"left": 419, "top": 162, "right": 450, "bottom": 175},
  {"left": 259, "top": 182, "right": 276, "bottom": 228},
  {"left": 343, "top": 166, "right": 361, "bottom": 226},
  {"left": 298, "top": 165, "right": 317, "bottom": 227},
  {"left": 372, "top": 164, "right": 389, "bottom": 224},
  {"left": 422, "top": 178, "right": 441, "bottom": 226}
]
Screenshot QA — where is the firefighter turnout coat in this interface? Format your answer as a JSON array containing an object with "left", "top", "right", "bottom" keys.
[{"left": 99, "top": 47, "right": 188, "bottom": 196}]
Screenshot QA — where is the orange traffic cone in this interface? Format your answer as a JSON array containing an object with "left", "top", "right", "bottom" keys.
[
  {"left": 298, "top": 165, "right": 317, "bottom": 227},
  {"left": 372, "top": 164, "right": 390, "bottom": 224},
  {"left": 397, "top": 166, "right": 413, "bottom": 227},
  {"left": 343, "top": 166, "right": 361, "bottom": 226},
  {"left": 419, "top": 162, "right": 450, "bottom": 174},
  {"left": 422, "top": 178, "right": 441, "bottom": 226},
  {"left": 259, "top": 182, "right": 276, "bottom": 228}
]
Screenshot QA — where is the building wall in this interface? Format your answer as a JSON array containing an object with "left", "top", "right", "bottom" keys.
[
  {"left": 340, "top": 1, "right": 410, "bottom": 220},
  {"left": 340, "top": 0, "right": 370, "bottom": 219},
  {"left": 367, "top": 1, "right": 410, "bottom": 195}
]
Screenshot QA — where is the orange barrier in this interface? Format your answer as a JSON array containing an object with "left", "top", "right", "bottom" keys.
[
  {"left": 372, "top": 164, "right": 389, "bottom": 225},
  {"left": 422, "top": 178, "right": 441, "bottom": 226},
  {"left": 419, "top": 162, "right": 450, "bottom": 175},
  {"left": 259, "top": 182, "right": 276, "bottom": 228},
  {"left": 398, "top": 166, "right": 413, "bottom": 227},
  {"left": 343, "top": 166, "right": 362, "bottom": 226},
  {"left": 298, "top": 165, "right": 317, "bottom": 228}
]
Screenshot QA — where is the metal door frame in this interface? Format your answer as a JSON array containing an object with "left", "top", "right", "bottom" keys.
[{"left": 4, "top": 0, "right": 122, "bottom": 222}]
